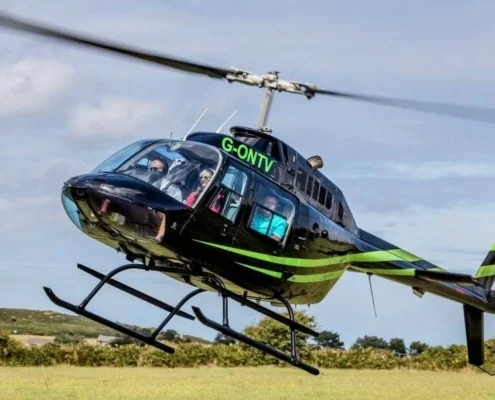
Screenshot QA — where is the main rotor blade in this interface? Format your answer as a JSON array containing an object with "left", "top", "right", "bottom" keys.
[
  {"left": 314, "top": 88, "right": 495, "bottom": 124},
  {"left": 0, "top": 12, "right": 230, "bottom": 79}
]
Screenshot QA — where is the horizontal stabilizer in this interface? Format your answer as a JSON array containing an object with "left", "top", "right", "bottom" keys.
[{"left": 415, "top": 269, "right": 481, "bottom": 286}]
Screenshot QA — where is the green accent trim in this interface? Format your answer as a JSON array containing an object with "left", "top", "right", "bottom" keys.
[
  {"left": 491, "top": 243, "right": 495, "bottom": 251},
  {"left": 238, "top": 263, "right": 282, "bottom": 279},
  {"left": 288, "top": 270, "right": 345, "bottom": 283},
  {"left": 429, "top": 267, "right": 445, "bottom": 272},
  {"left": 194, "top": 240, "right": 424, "bottom": 268},
  {"left": 475, "top": 264, "right": 495, "bottom": 278},
  {"left": 237, "top": 263, "right": 344, "bottom": 283},
  {"left": 388, "top": 249, "right": 421, "bottom": 262},
  {"left": 352, "top": 267, "right": 416, "bottom": 276}
]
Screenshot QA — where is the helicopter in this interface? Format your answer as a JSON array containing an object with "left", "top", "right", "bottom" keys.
[{"left": 1, "top": 12, "right": 495, "bottom": 376}]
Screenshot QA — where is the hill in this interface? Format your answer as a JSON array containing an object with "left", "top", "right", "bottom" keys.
[{"left": 0, "top": 308, "right": 212, "bottom": 344}]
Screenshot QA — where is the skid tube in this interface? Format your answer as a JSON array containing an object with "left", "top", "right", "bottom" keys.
[
  {"left": 44, "top": 262, "right": 320, "bottom": 375},
  {"left": 43, "top": 262, "right": 203, "bottom": 354},
  {"left": 196, "top": 276, "right": 320, "bottom": 375}
]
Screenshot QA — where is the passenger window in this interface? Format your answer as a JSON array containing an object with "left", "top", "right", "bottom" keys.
[
  {"left": 281, "top": 144, "right": 289, "bottom": 164},
  {"left": 306, "top": 176, "right": 313, "bottom": 197},
  {"left": 338, "top": 202, "right": 344, "bottom": 221},
  {"left": 296, "top": 168, "right": 307, "bottom": 192},
  {"left": 325, "top": 192, "right": 333, "bottom": 209},
  {"left": 312, "top": 181, "right": 320, "bottom": 201},
  {"left": 318, "top": 187, "right": 327, "bottom": 205},
  {"left": 209, "top": 164, "right": 248, "bottom": 222},
  {"left": 249, "top": 184, "right": 295, "bottom": 243}
]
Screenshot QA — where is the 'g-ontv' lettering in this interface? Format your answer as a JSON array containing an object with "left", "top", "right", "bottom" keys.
[{"left": 221, "top": 137, "right": 275, "bottom": 173}]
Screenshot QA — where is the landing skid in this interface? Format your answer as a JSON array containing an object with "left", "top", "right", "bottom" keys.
[{"left": 44, "top": 262, "right": 320, "bottom": 375}]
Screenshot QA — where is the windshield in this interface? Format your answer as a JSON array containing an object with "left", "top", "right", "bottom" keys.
[
  {"left": 116, "top": 140, "right": 222, "bottom": 207},
  {"left": 92, "top": 139, "right": 160, "bottom": 173}
]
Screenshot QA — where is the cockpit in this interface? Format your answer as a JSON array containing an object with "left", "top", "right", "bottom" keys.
[{"left": 93, "top": 140, "right": 222, "bottom": 208}]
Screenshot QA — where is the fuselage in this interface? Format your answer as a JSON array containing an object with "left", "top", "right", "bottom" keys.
[{"left": 61, "top": 128, "right": 495, "bottom": 312}]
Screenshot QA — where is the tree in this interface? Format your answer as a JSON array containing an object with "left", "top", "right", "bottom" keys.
[
  {"left": 213, "top": 333, "right": 235, "bottom": 345},
  {"left": 409, "top": 341, "right": 429, "bottom": 355},
  {"left": 314, "top": 330, "right": 344, "bottom": 349},
  {"left": 389, "top": 338, "right": 407, "bottom": 355},
  {"left": 241, "top": 311, "right": 317, "bottom": 362},
  {"left": 159, "top": 329, "right": 179, "bottom": 342},
  {"left": 54, "top": 332, "right": 85, "bottom": 345},
  {"left": 352, "top": 335, "right": 389, "bottom": 350}
]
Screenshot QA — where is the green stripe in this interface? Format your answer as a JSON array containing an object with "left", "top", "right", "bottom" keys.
[
  {"left": 237, "top": 263, "right": 282, "bottom": 279},
  {"left": 288, "top": 270, "right": 345, "bottom": 283},
  {"left": 194, "top": 240, "right": 423, "bottom": 268},
  {"left": 388, "top": 249, "right": 421, "bottom": 262},
  {"left": 237, "top": 263, "right": 344, "bottom": 283},
  {"left": 429, "top": 267, "right": 445, "bottom": 272},
  {"left": 352, "top": 267, "right": 416, "bottom": 276},
  {"left": 475, "top": 264, "right": 495, "bottom": 278}
]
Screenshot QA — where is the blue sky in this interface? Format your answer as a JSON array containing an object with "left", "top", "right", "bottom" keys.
[{"left": 1, "top": 0, "right": 495, "bottom": 349}]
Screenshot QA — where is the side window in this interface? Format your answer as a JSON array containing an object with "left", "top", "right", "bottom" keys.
[
  {"left": 318, "top": 187, "right": 327, "bottom": 205},
  {"left": 306, "top": 176, "right": 314, "bottom": 197},
  {"left": 209, "top": 164, "right": 248, "bottom": 222},
  {"left": 312, "top": 181, "right": 320, "bottom": 201},
  {"left": 296, "top": 168, "right": 307, "bottom": 192},
  {"left": 338, "top": 202, "right": 344, "bottom": 221},
  {"left": 248, "top": 184, "right": 296, "bottom": 244},
  {"left": 325, "top": 192, "right": 333, "bottom": 209}
]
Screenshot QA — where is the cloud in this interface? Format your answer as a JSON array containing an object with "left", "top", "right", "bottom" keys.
[
  {"left": 68, "top": 96, "right": 164, "bottom": 139},
  {"left": 356, "top": 202, "right": 495, "bottom": 272},
  {"left": 336, "top": 161, "right": 495, "bottom": 180},
  {"left": 0, "top": 195, "right": 60, "bottom": 233},
  {"left": 0, "top": 58, "right": 74, "bottom": 116},
  {"left": 0, "top": 157, "right": 93, "bottom": 194}
]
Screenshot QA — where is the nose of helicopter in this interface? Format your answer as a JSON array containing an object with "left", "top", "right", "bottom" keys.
[{"left": 61, "top": 173, "right": 187, "bottom": 243}]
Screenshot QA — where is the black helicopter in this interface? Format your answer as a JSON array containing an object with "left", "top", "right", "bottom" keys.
[{"left": 1, "top": 13, "right": 495, "bottom": 376}]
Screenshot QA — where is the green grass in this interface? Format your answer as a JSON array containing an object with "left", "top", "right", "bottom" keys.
[{"left": 1, "top": 367, "right": 493, "bottom": 400}]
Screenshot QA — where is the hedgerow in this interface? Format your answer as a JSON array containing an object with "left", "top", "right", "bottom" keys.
[{"left": 2, "top": 333, "right": 494, "bottom": 372}]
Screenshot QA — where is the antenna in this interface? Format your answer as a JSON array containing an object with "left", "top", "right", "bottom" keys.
[
  {"left": 186, "top": 108, "right": 208, "bottom": 136},
  {"left": 367, "top": 273, "right": 378, "bottom": 318},
  {"left": 216, "top": 110, "right": 238, "bottom": 133}
]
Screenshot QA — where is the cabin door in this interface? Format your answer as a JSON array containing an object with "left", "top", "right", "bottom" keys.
[
  {"left": 232, "top": 178, "right": 298, "bottom": 274},
  {"left": 184, "top": 160, "right": 253, "bottom": 258}
]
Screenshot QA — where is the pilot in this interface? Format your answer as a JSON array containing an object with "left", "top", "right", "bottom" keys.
[
  {"left": 184, "top": 168, "right": 213, "bottom": 207},
  {"left": 153, "top": 164, "right": 184, "bottom": 202},
  {"left": 148, "top": 159, "right": 167, "bottom": 184},
  {"left": 250, "top": 194, "right": 287, "bottom": 242}
]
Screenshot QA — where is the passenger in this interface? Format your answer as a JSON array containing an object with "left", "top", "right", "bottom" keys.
[
  {"left": 184, "top": 168, "right": 214, "bottom": 207},
  {"left": 250, "top": 195, "right": 287, "bottom": 242},
  {"left": 209, "top": 189, "right": 225, "bottom": 214}
]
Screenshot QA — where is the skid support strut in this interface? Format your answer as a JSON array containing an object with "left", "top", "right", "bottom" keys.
[
  {"left": 44, "top": 262, "right": 320, "bottom": 375},
  {"left": 44, "top": 263, "right": 203, "bottom": 353},
  {"left": 193, "top": 278, "right": 320, "bottom": 375}
]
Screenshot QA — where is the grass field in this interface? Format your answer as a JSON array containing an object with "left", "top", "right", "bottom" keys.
[{"left": 1, "top": 367, "right": 493, "bottom": 400}]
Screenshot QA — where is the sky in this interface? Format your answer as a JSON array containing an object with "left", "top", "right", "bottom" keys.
[{"left": 1, "top": 0, "right": 495, "bottom": 349}]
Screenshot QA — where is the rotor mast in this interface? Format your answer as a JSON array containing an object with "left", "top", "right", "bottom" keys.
[
  {"left": 258, "top": 83, "right": 275, "bottom": 131},
  {"left": 224, "top": 68, "right": 316, "bottom": 133}
]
